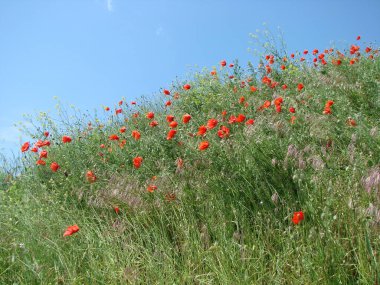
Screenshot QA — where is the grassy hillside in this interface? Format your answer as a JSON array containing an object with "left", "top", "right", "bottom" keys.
[{"left": 1, "top": 41, "right": 379, "bottom": 284}]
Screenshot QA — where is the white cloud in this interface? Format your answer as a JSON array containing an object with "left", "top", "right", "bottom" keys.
[
  {"left": 107, "top": 0, "right": 113, "bottom": 11},
  {"left": 156, "top": 26, "right": 163, "bottom": 36}
]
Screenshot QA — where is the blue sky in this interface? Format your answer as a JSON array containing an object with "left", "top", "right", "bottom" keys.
[{"left": 0, "top": 0, "right": 379, "bottom": 159}]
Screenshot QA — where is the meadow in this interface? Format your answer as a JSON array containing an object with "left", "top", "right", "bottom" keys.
[{"left": 0, "top": 37, "right": 379, "bottom": 284}]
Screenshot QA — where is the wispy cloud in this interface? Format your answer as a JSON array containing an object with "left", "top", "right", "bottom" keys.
[
  {"left": 106, "top": 0, "right": 113, "bottom": 12},
  {"left": 156, "top": 26, "right": 163, "bottom": 36}
]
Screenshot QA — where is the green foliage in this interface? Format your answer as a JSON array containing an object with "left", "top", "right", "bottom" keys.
[{"left": 1, "top": 41, "right": 380, "bottom": 284}]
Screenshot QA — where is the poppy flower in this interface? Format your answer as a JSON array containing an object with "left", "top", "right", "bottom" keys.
[
  {"left": 120, "top": 126, "right": 127, "bottom": 133},
  {"left": 210, "top": 70, "right": 217, "bottom": 76},
  {"left": 239, "top": 96, "right": 245, "bottom": 104},
  {"left": 36, "top": 159, "right": 46, "bottom": 166},
  {"left": 86, "top": 170, "right": 97, "bottom": 183},
  {"left": 346, "top": 118, "right": 357, "bottom": 127},
  {"left": 275, "top": 105, "right": 282, "bottom": 113},
  {"left": 105, "top": 107, "right": 110, "bottom": 111},
  {"left": 31, "top": 147, "right": 38, "bottom": 153},
  {"left": 290, "top": 53, "right": 295, "bottom": 58},
  {"left": 250, "top": 86, "right": 257, "bottom": 92},
  {"left": 229, "top": 63, "right": 234, "bottom": 67},
  {"left": 297, "top": 83, "right": 304, "bottom": 91},
  {"left": 236, "top": 114, "right": 246, "bottom": 123},
  {"left": 303, "top": 50, "right": 308, "bottom": 55},
  {"left": 163, "top": 89, "right": 170, "bottom": 95},
  {"left": 182, "top": 114, "right": 192, "bottom": 124},
  {"left": 312, "top": 49, "right": 319, "bottom": 55},
  {"left": 198, "top": 141, "right": 209, "bottom": 151},
  {"left": 133, "top": 156, "right": 143, "bottom": 169},
  {"left": 21, "top": 142, "right": 30, "bottom": 152},
  {"left": 282, "top": 84, "right": 288, "bottom": 90},
  {"left": 132, "top": 130, "right": 141, "bottom": 140},
  {"left": 245, "top": 119, "right": 255, "bottom": 125},
  {"left": 63, "top": 224, "right": 80, "bottom": 237},
  {"left": 146, "top": 112, "right": 155, "bottom": 119},
  {"left": 166, "top": 115, "right": 175, "bottom": 122},
  {"left": 165, "top": 100, "right": 172, "bottom": 106},
  {"left": 109, "top": 134, "right": 119, "bottom": 141},
  {"left": 131, "top": 101, "right": 136, "bottom": 105},
  {"left": 62, "top": 136, "right": 72, "bottom": 143},
  {"left": 150, "top": 121, "right": 158, "bottom": 127},
  {"left": 365, "top": 47, "right": 372, "bottom": 53},
  {"left": 183, "top": 84, "right": 191, "bottom": 90},
  {"left": 118, "top": 100, "right": 123, "bottom": 106},
  {"left": 289, "top": 107, "right": 296, "bottom": 113},
  {"left": 290, "top": 116, "right": 296, "bottom": 124},
  {"left": 39, "top": 150, "right": 48, "bottom": 159},
  {"left": 115, "top": 108, "right": 122, "bottom": 115},
  {"left": 44, "top": 131, "right": 49, "bottom": 137},
  {"left": 356, "top": 35, "right": 361, "bottom": 40},
  {"left": 197, "top": 125, "right": 207, "bottom": 136},
  {"left": 167, "top": 129, "right": 177, "bottom": 140},
  {"left": 228, "top": 115, "right": 237, "bottom": 124},
  {"left": 169, "top": 121, "right": 178, "bottom": 128},
  {"left": 220, "top": 60, "right": 227, "bottom": 67},
  {"left": 114, "top": 206, "right": 120, "bottom": 214},
  {"left": 147, "top": 185, "right": 157, "bottom": 193},
  {"left": 207, "top": 119, "right": 218, "bottom": 130},
  {"left": 176, "top": 157, "right": 184, "bottom": 168},
  {"left": 50, "top": 162, "right": 60, "bottom": 172},
  {"left": 217, "top": 125, "right": 230, "bottom": 138},
  {"left": 274, "top": 97, "right": 283, "bottom": 106},
  {"left": 280, "top": 65, "right": 286, "bottom": 70},
  {"left": 292, "top": 211, "right": 304, "bottom": 225}
]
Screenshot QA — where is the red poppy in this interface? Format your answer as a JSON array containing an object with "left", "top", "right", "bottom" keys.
[
  {"left": 183, "top": 84, "right": 191, "bottom": 90},
  {"left": 275, "top": 105, "right": 282, "bottom": 113},
  {"left": 166, "top": 129, "right": 177, "bottom": 140},
  {"left": 356, "top": 35, "right": 361, "bottom": 40},
  {"left": 165, "top": 100, "right": 172, "bottom": 106},
  {"left": 290, "top": 53, "right": 295, "bottom": 58},
  {"left": 21, "top": 142, "right": 30, "bottom": 152},
  {"left": 280, "top": 65, "right": 286, "bottom": 70},
  {"left": 312, "top": 49, "right": 319, "bottom": 55},
  {"left": 250, "top": 85, "right": 257, "bottom": 92},
  {"left": 63, "top": 224, "right": 80, "bottom": 237},
  {"left": 150, "top": 121, "right": 158, "bottom": 127},
  {"left": 50, "top": 162, "right": 60, "bottom": 172},
  {"left": 207, "top": 119, "right": 218, "bottom": 130},
  {"left": 166, "top": 115, "right": 175, "bottom": 122},
  {"left": 163, "top": 89, "right": 171, "bottom": 95},
  {"left": 365, "top": 47, "right": 372, "bottom": 53},
  {"left": 229, "top": 63, "right": 234, "bottom": 67},
  {"left": 289, "top": 107, "right": 296, "bottom": 113},
  {"left": 147, "top": 185, "right": 157, "bottom": 193},
  {"left": 31, "top": 147, "right": 38, "bottom": 153},
  {"left": 290, "top": 116, "right": 296, "bottom": 124},
  {"left": 210, "top": 70, "right": 217, "bottom": 76},
  {"left": 236, "top": 114, "right": 246, "bottom": 123},
  {"left": 62, "top": 136, "right": 72, "bottom": 143},
  {"left": 346, "top": 118, "right": 357, "bottom": 127},
  {"left": 297, "top": 83, "right": 304, "bottom": 91},
  {"left": 120, "top": 126, "right": 127, "bottom": 133},
  {"left": 239, "top": 96, "right": 245, "bottom": 104},
  {"left": 133, "top": 156, "right": 143, "bottom": 169},
  {"left": 197, "top": 125, "right": 207, "bottom": 136},
  {"left": 274, "top": 97, "right": 283, "bottom": 106},
  {"left": 39, "top": 150, "right": 48, "bottom": 159},
  {"left": 114, "top": 206, "right": 120, "bottom": 214},
  {"left": 36, "top": 159, "right": 46, "bottom": 166},
  {"left": 115, "top": 108, "right": 122, "bottom": 115},
  {"left": 146, "top": 112, "right": 155, "bottom": 119},
  {"left": 182, "top": 114, "right": 192, "bottom": 124},
  {"left": 131, "top": 101, "right": 136, "bottom": 105},
  {"left": 169, "top": 121, "right": 178, "bottom": 128},
  {"left": 109, "top": 134, "right": 119, "bottom": 141},
  {"left": 86, "top": 171, "right": 97, "bottom": 183},
  {"left": 228, "top": 115, "right": 237, "bottom": 124},
  {"left": 220, "top": 60, "right": 227, "bottom": 67},
  {"left": 118, "top": 100, "right": 123, "bottom": 106},
  {"left": 217, "top": 125, "right": 230, "bottom": 138},
  {"left": 198, "top": 141, "right": 209, "bottom": 151},
  {"left": 282, "top": 84, "right": 288, "bottom": 90},
  {"left": 303, "top": 50, "right": 308, "bottom": 55},
  {"left": 245, "top": 119, "right": 255, "bottom": 125},
  {"left": 44, "top": 131, "right": 49, "bottom": 137},
  {"left": 292, "top": 211, "right": 304, "bottom": 225},
  {"left": 176, "top": 157, "right": 184, "bottom": 168},
  {"left": 105, "top": 107, "right": 110, "bottom": 111},
  {"left": 132, "top": 130, "right": 141, "bottom": 140}
]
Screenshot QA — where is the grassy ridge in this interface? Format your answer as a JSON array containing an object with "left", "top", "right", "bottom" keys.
[{"left": 1, "top": 42, "right": 379, "bottom": 284}]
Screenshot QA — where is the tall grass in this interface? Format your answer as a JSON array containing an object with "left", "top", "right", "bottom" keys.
[{"left": 0, "top": 38, "right": 379, "bottom": 284}]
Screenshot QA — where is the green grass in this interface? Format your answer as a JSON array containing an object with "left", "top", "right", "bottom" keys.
[{"left": 1, "top": 42, "right": 379, "bottom": 284}]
